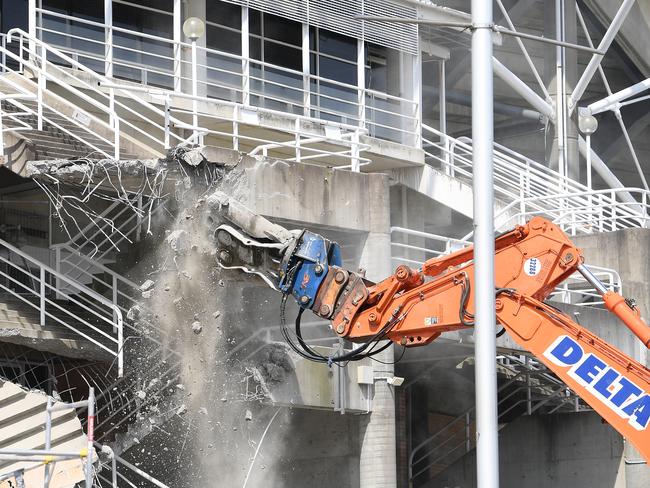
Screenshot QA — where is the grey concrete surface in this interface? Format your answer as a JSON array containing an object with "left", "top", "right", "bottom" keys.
[{"left": 430, "top": 412, "right": 626, "bottom": 488}]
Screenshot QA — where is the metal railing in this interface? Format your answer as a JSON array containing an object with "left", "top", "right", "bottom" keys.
[
  {"left": 408, "top": 355, "right": 585, "bottom": 485},
  {"left": 0, "top": 28, "right": 374, "bottom": 169},
  {"left": 390, "top": 226, "right": 622, "bottom": 308},
  {"left": 422, "top": 124, "right": 650, "bottom": 235},
  {"left": 95, "top": 444, "right": 171, "bottom": 488},
  {"left": 34, "top": 7, "right": 418, "bottom": 147},
  {"left": 0, "top": 237, "right": 123, "bottom": 376},
  {"left": 0, "top": 29, "right": 168, "bottom": 160}
]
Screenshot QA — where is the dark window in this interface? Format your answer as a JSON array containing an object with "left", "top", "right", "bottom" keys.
[
  {"left": 264, "top": 42, "right": 301, "bottom": 71},
  {"left": 1, "top": 0, "right": 28, "bottom": 33},
  {"left": 250, "top": 9, "right": 261, "bottom": 35},
  {"left": 42, "top": 0, "right": 104, "bottom": 19},
  {"left": 115, "top": 0, "right": 172, "bottom": 11},
  {"left": 250, "top": 37, "right": 262, "bottom": 60},
  {"left": 318, "top": 56, "right": 356, "bottom": 85},
  {"left": 263, "top": 13, "right": 301, "bottom": 46},
  {"left": 206, "top": 1, "right": 241, "bottom": 30},
  {"left": 113, "top": 3, "right": 172, "bottom": 38},
  {"left": 318, "top": 30, "right": 356, "bottom": 62},
  {"left": 207, "top": 24, "right": 241, "bottom": 55}
]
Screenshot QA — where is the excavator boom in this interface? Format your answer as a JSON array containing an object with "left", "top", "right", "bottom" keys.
[{"left": 212, "top": 199, "right": 650, "bottom": 461}]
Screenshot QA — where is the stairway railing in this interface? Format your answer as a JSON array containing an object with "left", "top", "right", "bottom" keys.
[
  {"left": 0, "top": 237, "right": 123, "bottom": 376},
  {"left": 421, "top": 124, "right": 650, "bottom": 235},
  {"left": 1, "top": 28, "right": 174, "bottom": 159},
  {"left": 408, "top": 356, "right": 583, "bottom": 485}
]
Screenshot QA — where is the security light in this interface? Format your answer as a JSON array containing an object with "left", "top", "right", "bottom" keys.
[
  {"left": 579, "top": 114, "right": 598, "bottom": 135},
  {"left": 183, "top": 17, "right": 205, "bottom": 40},
  {"left": 386, "top": 376, "right": 405, "bottom": 387}
]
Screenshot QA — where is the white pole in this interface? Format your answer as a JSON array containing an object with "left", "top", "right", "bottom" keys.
[
  {"left": 586, "top": 134, "right": 592, "bottom": 190},
  {"left": 191, "top": 39, "right": 198, "bottom": 141},
  {"left": 471, "top": 0, "right": 499, "bottom": 487}
]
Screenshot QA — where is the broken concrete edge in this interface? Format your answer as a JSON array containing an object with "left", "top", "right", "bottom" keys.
[{"left": 25, "top": 145, "right": 254, "bottom": 182}]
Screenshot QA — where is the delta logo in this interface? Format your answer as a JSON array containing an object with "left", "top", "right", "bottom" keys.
[{"left": 544, "top": 336, "right": 650, "bottom": 431}]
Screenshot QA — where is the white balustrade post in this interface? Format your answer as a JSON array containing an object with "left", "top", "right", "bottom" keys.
[
  {"left": 242, "top": 7, "right": 250, "bottom": 106},
  {"left": 357, "top": 39, "right": 366, "bottom": 131},
  {"left": 295, "top": 118, "right": 301, "bottom": 163},
  {"left": 164, "top": 96, "right": 171, "bottom": 149},
  {"left": 113, "top": 117, "right": 120, "bottom": 160},
  {"left": 54, "top": 246, "right": 61, "bottom": 300},
  {"left": 37, "top": 45, "right": 45, "bottom": 131},
  {"left": 302, "top": 23, "right": 310, "bottom": 116},
  {"left": 351, "top": 131, "right": 360, "bottom": 172},
  {"left": 104, "top": 0, "right": 113, "bottom": 79},
  {"left": 0, "top": 110, "right": 5, "bottom": 160},
  {"left": 173, "top": 0, "right": 182, "bottom": 91},
  {"left": 112, "top": 274, "right": 118, "bottom": 333},
  {"left": 39, "top": 267, "right": 45, "bottom": 326},
  {"left": 28, "top": 0, "right": 36, "bottom": 60}
]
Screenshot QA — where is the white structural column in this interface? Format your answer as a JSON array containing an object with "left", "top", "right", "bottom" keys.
[
  {"left": 359, "top": 231, "right": 396, "bottom": 488},
  {"left": 471, "top": 1, "right": 499, "bottom": 487}
]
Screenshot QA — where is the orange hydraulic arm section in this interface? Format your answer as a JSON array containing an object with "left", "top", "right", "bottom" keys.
[{"left": 312, "top": 217, "right": 650, "bottom": 460}]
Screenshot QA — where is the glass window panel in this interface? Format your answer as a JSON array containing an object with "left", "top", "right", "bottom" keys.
[
  {"left": 250, "top": 37, "right": 261, "bottom": 61},
  {"left": 206, "top": 1, "right": 241, "bottom": 30},
  {"left": 318, "top": 57, "right": 356, "bottom": 86},
  {"left": 365, "top": 43, "right": 401, "bottom": 96},
  {"left": 113, "top": 3, "right": 172, "bottom": 38},
  {"left": 264, "top": 41, "right": 301, "bottom": 71},
  {"left": 207, "top": 24, "right": 241, "bottom": 55},
  {"left": 262, "top": 13, "right": 300, "bottom": 46},
  {"left": 2, "top": 0, "right": 28, "bottom": 32},
  {"left": 250, "top": 10, "right": 261, "bottom": 35},
  {"left": 42, "top": 0, "right": 104, "bottom": 19},
  {"left": 318, "top": 30, "right": 356, "bottom": 62},
  {"left": 115, "top": 0, "right": 172, "bottom": 12}
]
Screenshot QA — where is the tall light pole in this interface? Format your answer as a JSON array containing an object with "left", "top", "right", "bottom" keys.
[
  {"left": 183, "top": 17, "right": 205, "bottom": 142},
  {"left": 471, "top": 1, "right": 499, "bottom": 487}
]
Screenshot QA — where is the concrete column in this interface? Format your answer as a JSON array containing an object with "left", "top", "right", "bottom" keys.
[
  {"left": 358, "top": 232, "right": 396, "bottom": 488},
  {"left": 544, "top": 1, "right": 580, "bottom": 181},
  {"left": 358, "top": 188, "right": 396, "bottom": 487}
]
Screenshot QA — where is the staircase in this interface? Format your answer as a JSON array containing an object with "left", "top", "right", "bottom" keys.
[
  {"left": 391, "top": 124, "right": 650, "bottom": 236},
  {"left": 0, "top": 237, "right": 123, "bottom": 374},
  {"left": 409, "top": 354, "right": 589, "bottom": 487},
  {"left": 0, "top": 29, "right": 175, "bottom": 164},
  {"left": 1, "top": 98, "right": 134, "bottom": 161}
]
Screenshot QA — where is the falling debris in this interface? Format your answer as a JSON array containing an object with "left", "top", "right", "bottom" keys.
[
  {"left": 192, "top": 321, "right": 203, "bottom": 334},
  {"left": 140, "top": 279, "right": 155, "bottom": 291},
  {"left": 167, "top": 229, "right": 190, "bottom": 254},
  {"left": 245, "top": 410, "right": 253, "bottom": 421}
]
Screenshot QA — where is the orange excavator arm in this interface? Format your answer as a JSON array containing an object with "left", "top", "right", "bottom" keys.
[
  {"left": 213, "top": 204, "right": 650, "bottom": 460},
  {"left": 307, "top": 217, "right": 650, "bottom": 460}
]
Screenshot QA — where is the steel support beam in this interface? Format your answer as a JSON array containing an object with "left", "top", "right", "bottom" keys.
[
  {"left": 586, "top": 78, "right": 650, "bottom": 115},
  {"left": 569, "top": 0, "right": 636, "bottom": 112},
  {"left": 493, "top": 58, "right": 555, "bottom": 120},
  {"left": 471, "top": 1, "right": 499, "bottom": 487}
]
